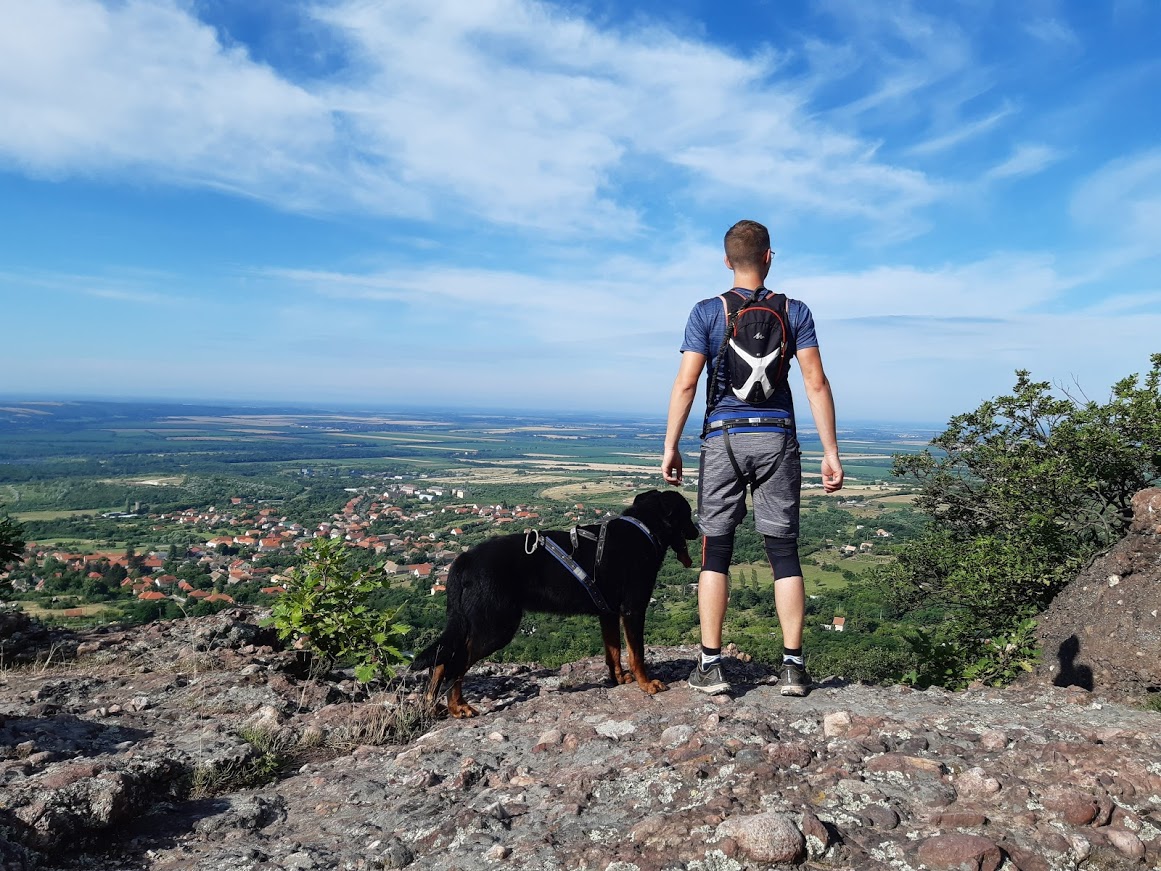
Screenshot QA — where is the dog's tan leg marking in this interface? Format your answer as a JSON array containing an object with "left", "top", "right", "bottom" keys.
[
  {"left": 622, "top": 616, "right": 667, "bottom": 694},
  {"left": 447, "top": 677, "right": 478, "bottom": 718},
  {"left": 599, "top": 614, "right": 628, "bottom": 684}
]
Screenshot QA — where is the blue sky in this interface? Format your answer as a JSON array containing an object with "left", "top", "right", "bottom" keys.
[{"left": 1, "top": 0, "right": 1159, "bottom": 426}]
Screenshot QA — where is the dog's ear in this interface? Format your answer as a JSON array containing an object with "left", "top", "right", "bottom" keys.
[
  {"left": 658, "top": 490, "right": 699, "bottom": 540},
  {"left": 632, "top": 489, "right": 662, "bottom": 513},
  {"left": 653, "top": 491, "right": 696, "bottom": 565}
]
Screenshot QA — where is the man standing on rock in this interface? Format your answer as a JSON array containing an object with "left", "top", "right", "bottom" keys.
[{"left": 661, "top": 219, "right": 843, "bottom": 696}]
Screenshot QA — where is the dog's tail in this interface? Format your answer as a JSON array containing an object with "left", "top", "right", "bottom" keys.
[
  {"left": 410, "top": 620, "right": 462, "bottom": 672},
  {"left": 410, "top": 554, "right": 468, "bottom": 673}
]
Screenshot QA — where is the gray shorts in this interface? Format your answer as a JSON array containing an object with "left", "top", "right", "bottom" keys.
[{"left": 697, "top": 430, "right": 801, "bottom": 538}]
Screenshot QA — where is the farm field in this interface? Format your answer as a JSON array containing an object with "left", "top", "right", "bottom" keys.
[
  {"left": 14, "top": 600, "right": 118, "bottom": 620},
  {"left": 0, "top": 399, "right": 934, "bottom": 557},
  {"left": 12, "top": 507, "right": 122, "bottom": 522}
]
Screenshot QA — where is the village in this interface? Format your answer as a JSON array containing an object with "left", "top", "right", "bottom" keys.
[{"left": 0, "top": 480, "right": 629, "bottom": 617}]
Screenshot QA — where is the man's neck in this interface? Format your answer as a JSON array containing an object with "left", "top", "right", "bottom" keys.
[{"left": 731, "top": 271, "right": 765, "bottom": 291}]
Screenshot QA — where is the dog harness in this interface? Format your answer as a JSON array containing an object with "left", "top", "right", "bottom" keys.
[{"left": 524, "top": 515, "right": 661, "bottom": 613}]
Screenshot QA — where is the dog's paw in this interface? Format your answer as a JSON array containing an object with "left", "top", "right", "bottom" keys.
[
  {"left": 615, "top": 672, "right": 635, "bottom": 685},
  {"left": 449, "top": 703, "right": 479, "bottom": 719},
  {"left": 640, "top": 679, "right": 668, "bottom": 694}
]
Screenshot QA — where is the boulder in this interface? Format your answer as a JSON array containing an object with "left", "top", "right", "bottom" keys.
[{"left": 1034, "top": 488, "right": 1161, "bottom": 702}]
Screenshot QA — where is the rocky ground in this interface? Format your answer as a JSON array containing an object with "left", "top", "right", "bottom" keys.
[
  {"left": 2, "top": 487, "right": 1159, "bottom": 871},
  {"left": 0, "top": 607, "right": 1159, "bottom": 871}
]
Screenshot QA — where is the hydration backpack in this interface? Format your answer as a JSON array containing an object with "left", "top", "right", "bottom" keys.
[{"left": 714, "top": 288, "right": 792, "bottom": 404}]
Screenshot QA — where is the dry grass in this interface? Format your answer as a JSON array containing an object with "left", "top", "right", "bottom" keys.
[
  {"left": 324, "top": 690, "right": 440, "bottom": 751},
  {"left": 188, "top": 691, "right": 440, "bottom": 798},
  {"left": 188, "top": 725, "right": 294, "bottom": 798}
]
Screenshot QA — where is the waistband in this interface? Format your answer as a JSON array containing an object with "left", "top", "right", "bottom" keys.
[
  {"left": 704, "top": 416, "right": 795, "bottom": 438},
  {"left": 707, "top": 409, "right": 791, "bottom": 423}
]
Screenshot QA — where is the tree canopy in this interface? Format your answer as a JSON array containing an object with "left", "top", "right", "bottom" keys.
[
  {"left": 0, "top": 512, "right": 24, "bottom": 565},
  {"left": 880, "top": 354, "right": 1161, "bottom": 688}
]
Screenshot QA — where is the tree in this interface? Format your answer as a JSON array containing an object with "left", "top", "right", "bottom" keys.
[
  {"left": 0, "top": 512, "right": 25, "bottom": 566},
  {"left": 894, "top": 355, "right": 1161, "bottom": 557},
  {"left": 268, "top": 538, "right": 411, "bottom": 683},
  {"left": 882, "top": 356, "right": 1161, "bottom": 688}
]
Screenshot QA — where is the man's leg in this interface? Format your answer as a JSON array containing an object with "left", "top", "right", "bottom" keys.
[
  {"left": 689, "top": 535, "right": 733, "bottom": 694},
  {"left": 753, "top": 431, "right": 812, "bottom": 696},
  {"left": 766, "top": 537, "right": 811, "bottom": 696},
  {"left": 765, "top": 534, "right": 805, "bottom": 647},
  {"left": 698, "top": 569, "right": 730, "bottom": 649},
  {"left": 773, "top": 573, "right": 805, "bottom": 649},
  {"left": 690, "top": 436, "right": 746, "bottom": 695}
]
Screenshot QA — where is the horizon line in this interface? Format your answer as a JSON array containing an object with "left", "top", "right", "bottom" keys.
[{"left": 0, "top": 393, "right": 947, "bottom": 433}]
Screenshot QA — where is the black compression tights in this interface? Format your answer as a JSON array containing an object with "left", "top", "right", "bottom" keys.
[
  {"left": 701, "top": 532, "right": 800, "bottom": 580},
  {"left": 763, "top": 535, "right": 801, "bottom": 580}
]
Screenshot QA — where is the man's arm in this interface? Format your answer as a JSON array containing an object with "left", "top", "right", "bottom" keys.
[
  {"left": 662, "top": 351, "right": 706, "bottom": 485},
  {"left": 796, "top": 347, "right": 844, "bottom": 493}
]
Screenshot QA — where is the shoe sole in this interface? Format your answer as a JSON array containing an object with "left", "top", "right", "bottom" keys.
[
  {"left": 689, "top": 680, "right": 731, "bottom": 694},
  {"left": 780, "top": 684, "right": 810, "bottom": 697}
]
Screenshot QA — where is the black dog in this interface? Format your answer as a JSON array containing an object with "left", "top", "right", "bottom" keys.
[{"left": 411, "top": 489, "right": 698, "bottom": 717}]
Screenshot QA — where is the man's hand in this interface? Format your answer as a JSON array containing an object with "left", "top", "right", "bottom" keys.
[
  {"left": 663, "top": 352, "right": 704, "bottom": 488},
  {"left": 662, "top": 445, "right": 684, "bottom": 485},
  {"left": 822, "top": 453, "right": 844, "bottom": 493}
]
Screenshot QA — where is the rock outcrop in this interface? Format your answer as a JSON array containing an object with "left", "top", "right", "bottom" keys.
[
  {"left": 1, "top": 610, "right": 1160, "bottom": 870},
  {"left": 1035, "top": 487, "right": 1161, "bottom": 703}
]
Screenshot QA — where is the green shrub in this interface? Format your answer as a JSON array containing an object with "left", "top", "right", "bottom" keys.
[
  {"left": 901, "top": 617, "right": 1040, "bottom": 690},
  {"left": 268, "top": 538, "right": 411, "bottom": 683},
  {"left": 811, "top": 643, "right": 917, "bottom": 686}
]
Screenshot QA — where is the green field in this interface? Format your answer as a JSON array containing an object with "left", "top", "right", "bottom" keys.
[
  {"left": 13, "top": 507, "right": 122, "bottom": 521},
  {"left": 734, "top": 557, "right": 880, "bottom": 595},
  {"left": 14, "top": 600, "right": 119, "bottom": 619}
]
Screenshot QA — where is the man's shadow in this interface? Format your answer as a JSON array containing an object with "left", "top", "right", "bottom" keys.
[{"left": 1053, "top": 634, "right": 1094, "bottom": 690}]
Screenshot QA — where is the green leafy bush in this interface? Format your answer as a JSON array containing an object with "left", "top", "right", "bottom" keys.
[
  {"left": 901, "top": 617, "right": 1040, "bottom": 690},
  {"left": 895, "top": 356, "right": 1161, "bottom": 556},
  {"left": 269, "top": 538, "right": 411, "bottom": 683},
  {"left": 811, "top": 642, "right": 917, "bottom": 685}
]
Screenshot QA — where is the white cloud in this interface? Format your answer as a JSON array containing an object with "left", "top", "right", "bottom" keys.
[
  {"left": 1070, "top": 148, "right": 1161, "bottom": 249},
  {"left": 262, "top": 239, "right": 726, "bottom": 348},
  {"left": 982, "top": 143, "right": 1062, "bottom": 181},
  {"left": 247, "top": 240, "right": 1161, "bottom": 423},
  {"left": 0, "top": 0, "right": 354, "bottom": 208},
  {"left": 8, "top": 238, "right": 1156, "bottom": 423},
  {"left": 908, "top": 105, "right": 1016, "bottom": 157},
  {"left": 779, "top": 255, "right": 1067, "bottom": 322},
  {"left": 0, "top": 0, "right": 948, "bottom": 237},
  {"left": 0, "top": 268, "right": 181, "bottom": 305},
  {"left": 1024, "top": 17, "right": 1080, "bottom": 48},
  {"left": 314, "top": 0, "right": 950, "bottom": 233},
  {"left": 817, "top": 2, "right": 978, "bottom": 121}
]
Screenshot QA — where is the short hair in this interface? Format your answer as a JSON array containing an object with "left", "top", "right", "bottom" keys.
[{"left": 724, "top": 220, "right": 771, "bottom": 271}]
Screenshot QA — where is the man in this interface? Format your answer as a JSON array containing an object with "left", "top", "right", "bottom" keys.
[{"left": 662, "top": 219, "right": 843, "bottom": 696}]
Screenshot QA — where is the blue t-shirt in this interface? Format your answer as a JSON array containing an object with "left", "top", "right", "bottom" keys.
[{"left": 681, "top": 288, "right": 818, "bottom": 419}]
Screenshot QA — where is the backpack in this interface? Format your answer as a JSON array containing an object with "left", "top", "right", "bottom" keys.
[{"left": 712, "top": 288, "right": 792, "bottom": 405}]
